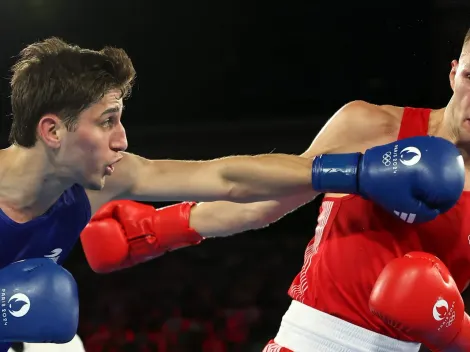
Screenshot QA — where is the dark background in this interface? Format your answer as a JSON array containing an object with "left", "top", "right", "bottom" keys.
[{"left": 1, "top": 0, "right": 470, "bottom": 351}]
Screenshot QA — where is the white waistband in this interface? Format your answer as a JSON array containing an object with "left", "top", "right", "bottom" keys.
[{"left": 274, "top": 300, "right": 421, "bottom": 352}]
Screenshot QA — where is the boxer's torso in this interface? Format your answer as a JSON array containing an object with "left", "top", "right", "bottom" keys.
[
  {"left": 0, "top": 184, "right": 90, "bottom": 352},
  {"left": 288, "top": 107, "right": 470, "bottom": 342},
  {"left": 0, "top": 183, "right": 91, "bottom": 267}
]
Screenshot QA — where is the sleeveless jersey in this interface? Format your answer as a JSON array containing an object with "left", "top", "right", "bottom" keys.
[
  {"left": 288, "top": 107, "right": 470, "bottom": 342},
  {"left": 0, "top": 184, "right": 91, "bottom": 352}
]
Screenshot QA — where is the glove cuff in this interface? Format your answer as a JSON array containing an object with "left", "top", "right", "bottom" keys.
[
  {"left": 148, "top": 201, "right": 203, "bottom": 252},
  {"left": 440, "top": 313, "right": 470, "bottom": 352},
  {"left": 311, "top": 153, "right": 361, "bottom": 194}
]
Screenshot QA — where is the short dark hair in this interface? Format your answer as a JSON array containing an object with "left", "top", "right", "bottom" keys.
[
  {"left": 464, "top": 28, "right": 470, "bottom": 44},
  {"left": 9, "top": 37, "right": 136, "bottom": 147}
]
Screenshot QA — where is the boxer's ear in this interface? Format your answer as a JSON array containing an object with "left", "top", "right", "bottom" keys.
[
  {"left": 37, "top": 114, "right": 64, "bottom": 149},
  {"left": 449, "top": 60, "right": 459, "bottom": 91}
]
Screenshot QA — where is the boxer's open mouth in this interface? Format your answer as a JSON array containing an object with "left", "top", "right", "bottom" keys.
[
  {"left": 105, "top": 165, "right": 114, "bottom": 175},
  {"left": 105, "top": 157, "right": 122, "bottom": 175}
]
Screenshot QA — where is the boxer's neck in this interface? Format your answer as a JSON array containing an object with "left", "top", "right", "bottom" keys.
[
  {"left": 435, "top": 106, "right": 470, "bottom": 166},
  {"left": 0, "top": 145, "right": 74, "bottom": 222},
  {"left": 431, "top": 108, "right": 456, "bottom": 142}
]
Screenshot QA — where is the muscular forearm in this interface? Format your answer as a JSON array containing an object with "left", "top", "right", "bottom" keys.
[
  {"left": 120, "top": 153, "right": 317, "bottom": 203},
  {"left": 189, "top": 191, "right": 317, "bottom": 237},
  {"left": 82, "top": 192, "right": 317, "bottom": 273},
  {"left": 217, "top": 154, "right": 315, "bottom": 202}
]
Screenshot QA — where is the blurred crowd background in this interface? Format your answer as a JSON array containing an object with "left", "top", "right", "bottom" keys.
[
  {"left": 73, "top": 221, "right": 318, "bottom": 351},
  {"left": 1, "top": 0, "right": 470, "bottom": 350}
]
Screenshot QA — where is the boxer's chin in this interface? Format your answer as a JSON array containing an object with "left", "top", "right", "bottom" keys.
[
  {"left": 462, "top": 119, "right": 470, "bottom": 132},
  {"left": 459, "top": 120, "right": 470, "bottom": 144},
  {"left": 83, "top": 176, "right": 106, "bottom": 191}
]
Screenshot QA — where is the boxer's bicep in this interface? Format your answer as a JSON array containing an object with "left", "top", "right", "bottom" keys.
[{"left": 301, "top": 100, "right": 401, "bottom": 158}]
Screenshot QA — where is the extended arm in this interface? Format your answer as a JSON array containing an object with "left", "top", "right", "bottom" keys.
[{"left": 86, "top": 152, "right": 316, "bottom": 215}]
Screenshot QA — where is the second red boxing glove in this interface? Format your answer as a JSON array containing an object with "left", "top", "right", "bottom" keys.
[
  {"left": 81, "top": 200, "right": 203, "bottom": 273},
  {"left": 369, "top": 252, "right": 470, "bottom": 351}
]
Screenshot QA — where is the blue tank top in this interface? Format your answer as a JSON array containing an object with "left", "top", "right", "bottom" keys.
[{"left": 0, "top": 184, "right": 91, "bottom": 351}]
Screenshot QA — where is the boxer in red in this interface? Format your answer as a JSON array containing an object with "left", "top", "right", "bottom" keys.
[
  {"left": 254, "top": 30, "right": 470, "bottom": 352},
  {"left": 81, "top": 28, "right": 470, "bottom": 352}
]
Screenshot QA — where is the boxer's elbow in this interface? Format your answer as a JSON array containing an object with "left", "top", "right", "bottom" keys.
[
  {"left": 212, "top": 160, "right": 257, "bottom": 202},
  {"left": 224, "top": 182, "right": 258, "bottom": 203},
  {"left": 212, "top": 155, "right": 281, "bottom": 203},
  {"left": 224, "top": 183, "right": 280, "bottom": 204},
  {"left": 209, "top": 169, "right": 254, "bottom": 202}
]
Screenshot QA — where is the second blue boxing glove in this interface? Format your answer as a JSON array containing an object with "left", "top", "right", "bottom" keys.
[
  {"left": 0, "top": 258, "right": 79, "bottom": 343},
  {"left": 311, "top": 136, "right": 465, "bottom": 223}
]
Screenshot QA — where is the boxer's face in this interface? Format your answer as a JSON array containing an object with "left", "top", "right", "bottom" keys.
[
  {"left": 58, "top": 89, "right": 128, "bottom": 189},
  {"left": 449, "top": 49, "right": 470, "bottom": 143}
]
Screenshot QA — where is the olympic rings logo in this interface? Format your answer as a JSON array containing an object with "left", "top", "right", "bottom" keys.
[{"left": 382, "top": 151, "right": 392, "bottom": 166}]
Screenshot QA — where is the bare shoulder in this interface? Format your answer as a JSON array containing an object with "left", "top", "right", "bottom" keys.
[
  {"left": 337, "top": 100, "right": 403, "bottom": 131},
  {"left": 379, "top": 104, "right": 405, "bottom": 121},
  {"left": 303, "top": 100, "right": 404, "bottom": 156}
]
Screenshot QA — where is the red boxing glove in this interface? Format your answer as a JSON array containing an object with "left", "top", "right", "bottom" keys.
[
  {"left": 369, "top": 252, "right": 470, "bottom": 351},
  {"left": 81, "top": 200, "right": 203, "bottom": 273}
]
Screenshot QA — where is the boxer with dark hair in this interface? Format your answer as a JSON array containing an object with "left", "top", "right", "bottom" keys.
[
  {"left": 3, "top": 36, "right": 461, "bottom": 351},
  {"left": 82, "top": 29, "right": 470, "bottom": 351}
]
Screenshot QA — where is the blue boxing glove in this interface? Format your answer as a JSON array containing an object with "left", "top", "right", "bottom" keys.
[
  {"left": 312, "top": 136, "right": 465, "bottom": 223},
  {"left": 0, "top": 258, "right": 78, "bottom": 343}
]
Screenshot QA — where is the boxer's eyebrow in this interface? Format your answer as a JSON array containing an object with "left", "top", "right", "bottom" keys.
[{"left": 100, "top": 106, "right": 124, "bottom": 117}]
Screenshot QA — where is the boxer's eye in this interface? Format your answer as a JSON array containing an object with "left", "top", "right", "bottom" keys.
[{"left": 101, "top": 117, "right": 116, "bottom": 128}]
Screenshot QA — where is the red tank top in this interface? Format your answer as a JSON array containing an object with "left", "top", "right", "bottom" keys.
[{"left": 288, "top": 107, "right": 470, "bottom": 342}]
